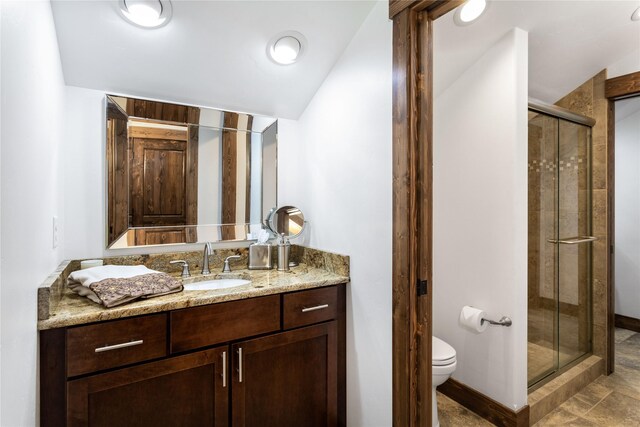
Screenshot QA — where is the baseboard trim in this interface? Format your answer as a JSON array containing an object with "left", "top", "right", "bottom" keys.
[
  {"left": 438, "top": 378, "right": 529, "bottom": 427},
  {"left": 615, "top": 314, "right": 640, "bottom": 333}
]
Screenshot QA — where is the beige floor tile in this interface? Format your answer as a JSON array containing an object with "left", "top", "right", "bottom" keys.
[
  {"left": 582, "top": 391, "right": 640, "bottom": 426},
  {"left": 614, "top": 328, "right": 636, "bottom": 343},
  {"left": 534, "top": 407, "right": 600, "bottom": 427},
  {"left": 560, "top": 381, "right": 613, "bottom": 417},
  {"left": 436, "top": 392, "right": 494, "bottom": 427}
]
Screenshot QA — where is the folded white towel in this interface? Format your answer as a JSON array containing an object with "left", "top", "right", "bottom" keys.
[
  {"left": 67, "top": 265, "right": 181, "bottom": 307},
  {"left": 69, "top": 265, "right": 161, "bottom": 287}
]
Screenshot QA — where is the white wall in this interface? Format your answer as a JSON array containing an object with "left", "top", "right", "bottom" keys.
[
  {"left": 433, "top": 28, "right": 529, "bottom": 410},
  {"left": 607, "top": 50, "right": 640, "bottom": 80},
  {"left": 278, "top": 2, "right": 392, "bottom": 425},
  {"left": 615, "top": 98, "right": 640, "bottom": 319},
  {"left": 1, "top": 1, "right": 67, "bottom": 425}
]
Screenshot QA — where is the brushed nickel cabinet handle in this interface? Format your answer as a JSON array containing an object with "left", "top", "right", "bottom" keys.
[
  {"left": 238, "top": 347, "right": 243, "bottom": 383},
  {"left": 95, "top": 340, "right": 143, "bottom": 353},
  {"left": 302, "top": 304, "right": 329, "bottom": 313},
  {"left": 222, "top": 351, "right": 227, "bottom": 388},
  {"left": 547, "top": 236, "right": 598, "bottom": 245}
]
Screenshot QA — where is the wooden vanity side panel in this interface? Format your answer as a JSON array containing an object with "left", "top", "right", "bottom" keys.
[
  {"left": 40, "top": 328, "right": 67, "bottom": 427},
  {"left": 170, "top": 295, "right": 281, "bottom": 353}
]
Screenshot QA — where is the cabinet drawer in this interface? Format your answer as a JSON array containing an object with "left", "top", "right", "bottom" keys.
[
  {"left": 171, "top": 295, "right": 280, "bottom": 353},
  {"left": 283, "top": 286, "right": 338, "bottom": 329},
  {"left": 66, "top": 314, "right": 167, "bottom": 377}
]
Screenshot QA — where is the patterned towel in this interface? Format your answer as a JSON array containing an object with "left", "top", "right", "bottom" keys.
[{"left": 68, "top": 265, "right": 183, "bottom": 308}]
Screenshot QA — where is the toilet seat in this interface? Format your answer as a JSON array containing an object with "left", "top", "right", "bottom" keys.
[{"left": 432, "top": 336, "right": 456, "bottom": 366}]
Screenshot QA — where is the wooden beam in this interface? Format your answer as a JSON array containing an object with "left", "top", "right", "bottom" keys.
[
  {"left": 389, "top": 0, "right": 462, "bottom": 19},
  {"left": 128, "top": 126, "right": 188, "bottom": 141},
  {"left": 605, "top": 71, "right": 640, "bottom": 100},
  {"left": 427, "top": 0, "right": 464, "bottom": 20},
  {"left": 221, "top": 113, "right": 240, "bottom": 240}
]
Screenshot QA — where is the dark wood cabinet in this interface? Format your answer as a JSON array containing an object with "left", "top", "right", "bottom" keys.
[
  {"left": 231, "top": 322, "right": 338, "bottom": 427},
  {"left": 40, "top": 284, "right": 346, "bottom": 427},
  {"left": 67, "top": 347, "right": 228, "bottom": 427}
]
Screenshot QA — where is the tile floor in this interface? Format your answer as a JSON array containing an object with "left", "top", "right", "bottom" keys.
[{"left": 437, "top": 328, "right": 640, "bottom": 426}]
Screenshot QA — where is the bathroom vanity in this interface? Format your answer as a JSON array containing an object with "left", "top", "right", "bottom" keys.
[{"left": 38, "top": 248, "right": 348, "bottom": 427}]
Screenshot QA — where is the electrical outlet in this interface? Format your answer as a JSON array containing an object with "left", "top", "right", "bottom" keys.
[{"left": 53, "top": 216, "right": 59, "bottom": 249}]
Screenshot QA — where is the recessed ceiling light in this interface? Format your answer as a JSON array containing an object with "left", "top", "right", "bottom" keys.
[
  {"left": 454, "top": 0, "right": 488, "bottom": 26},
  {"left": 267, "top": 31, "right": 306, "bottom": 65},
  {"left": 632, "top": 6, "right": 640, "bottom": 21},
  {"left": 118, "top": 0, "right": 172, "bottom": 29}
]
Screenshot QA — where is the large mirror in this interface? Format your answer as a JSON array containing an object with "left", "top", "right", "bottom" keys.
[{"left": 106, "top": 95, "right": 277, "bottom": 249}]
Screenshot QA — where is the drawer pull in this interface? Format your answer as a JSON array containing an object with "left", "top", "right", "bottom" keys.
[
  {"left": 95, "top": 340, "right": 144, "bottom": 353},
  {"left": 238, "top": 347, "right": 244, "bottom": 383},
  {"left": 302, "top": 304, "right": 329, "bottom": 313},
  {"left": 222, "top": 351, "right": 227, "bottom": 387}
]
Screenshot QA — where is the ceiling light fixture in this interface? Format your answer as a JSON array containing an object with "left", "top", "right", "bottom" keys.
[
  {"left": 267, "top": 31, "right": 306, "bottom": 65},
  {"left": 632, "top": 6, "right": 640, "bottom": 21},
  {"left": 118, "top": 0, "right": 172, "bottom": 29},
  {"left": 454, "top": 0, "right": 488, "bottom": 26}
]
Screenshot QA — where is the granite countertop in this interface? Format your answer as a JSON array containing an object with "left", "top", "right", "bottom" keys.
[{"left": 37, "top": 246, "right": 349, "bottom": 330}]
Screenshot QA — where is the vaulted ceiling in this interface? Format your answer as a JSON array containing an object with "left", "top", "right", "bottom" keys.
[
  {"left": 52, "top": 1, "right": 640, "bottom": 119},
  {"left": 435, "top": 0, "right": 640, "bottom": 103},
  {"left": 51, "top": 0, "right": 376, "bottom": 119}
]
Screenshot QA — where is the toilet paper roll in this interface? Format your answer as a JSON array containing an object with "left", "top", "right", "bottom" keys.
[{"left": 459, "top": 305, "right": 488, "bottom": 333}]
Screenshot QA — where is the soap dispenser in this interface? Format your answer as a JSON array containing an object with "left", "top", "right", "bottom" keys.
[{"left": 277, "top": 233, "right": 291, "bottom": 271}]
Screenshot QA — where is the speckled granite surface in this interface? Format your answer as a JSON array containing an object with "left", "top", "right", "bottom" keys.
[{"left": 37, "top": 246, "right": 349, "bottom": 330}]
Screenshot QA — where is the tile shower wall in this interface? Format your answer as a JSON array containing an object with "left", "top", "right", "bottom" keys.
[{"left": 528, "top": 113, "right": 558, "bottom": 306}]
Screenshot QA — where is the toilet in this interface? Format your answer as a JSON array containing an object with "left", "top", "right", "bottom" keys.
[{"left": 432, "top": 336, "right": 457, "bottom": 427}]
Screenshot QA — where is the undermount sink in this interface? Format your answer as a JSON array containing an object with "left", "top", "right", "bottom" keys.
[{"left": 183, "top": 278, "right": 251, "bottom": 291}]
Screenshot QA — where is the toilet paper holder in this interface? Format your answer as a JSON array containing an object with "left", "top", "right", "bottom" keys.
[{"left": 481, "top": 316, "right": 512, "bottom": 327}]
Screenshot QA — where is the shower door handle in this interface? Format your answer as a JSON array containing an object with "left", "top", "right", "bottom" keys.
[{"left": 547, "top": 236, "right": 598, "bottom": 245}]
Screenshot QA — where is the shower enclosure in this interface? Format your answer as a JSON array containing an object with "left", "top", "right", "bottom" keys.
[{"left": 527, "top": 99, "right": 595, "bottom": 388}]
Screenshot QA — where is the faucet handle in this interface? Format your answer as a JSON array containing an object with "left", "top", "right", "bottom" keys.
[
  {"left": 222, "top": 255, "right": 242, "bottom": 273},
  {"left": 170, "top": 260, "right": 191, "bottom": 278}
]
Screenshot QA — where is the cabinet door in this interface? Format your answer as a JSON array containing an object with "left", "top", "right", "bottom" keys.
[
  {"left": 67, "top": 347, "right": 228, "bottom": 427},
  {"left": 232, "top": 321, "right": 337, "bottom": 427}
]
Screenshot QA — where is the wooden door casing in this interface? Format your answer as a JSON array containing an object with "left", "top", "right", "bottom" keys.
[
  {"left": 231, "top": 322, "right": 338, "bottom": 427},
  {"left": 390, "top": 1, "right": 462, "bottom": 426},
  {"left": 66, "top": 347, "right": 228, "bottom": 427}
]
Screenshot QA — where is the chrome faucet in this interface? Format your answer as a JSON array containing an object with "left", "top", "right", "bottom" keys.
[
  {"left": 222, "top": 255, "right": 241, "bottom": 273},
  {"left": 202, "top": 242, "right": 213, "bottom": 275}
]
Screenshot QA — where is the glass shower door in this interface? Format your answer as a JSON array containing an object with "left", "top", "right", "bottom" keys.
[
  {"left": 556, "top": 120, "right": 592, "bottom": 367},
  {"left": 528, "top": 112, "right": 560, "bottom": 385},
  {"left": 527, "top": 109, "right": 593, "bottom": 388}
]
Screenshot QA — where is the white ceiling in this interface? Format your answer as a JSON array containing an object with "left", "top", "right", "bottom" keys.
[
  {"left": 51, "top": 0, "right": 376, "bottom": 119},
  {"left": 434, "top": 0, "right": 640, "bottom": 103}
]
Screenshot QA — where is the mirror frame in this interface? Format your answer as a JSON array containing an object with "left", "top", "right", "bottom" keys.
[{"left": 105, "top": 94, "right": 278, "bottom": 249}]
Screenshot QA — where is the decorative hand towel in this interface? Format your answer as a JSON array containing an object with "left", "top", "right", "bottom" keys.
[{"left": 67, "top": 265, "right": 183, "bottom": 308}]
